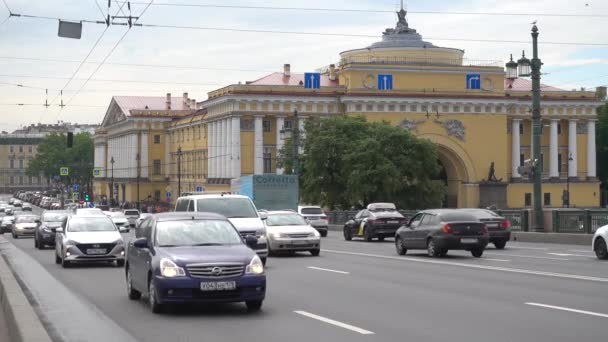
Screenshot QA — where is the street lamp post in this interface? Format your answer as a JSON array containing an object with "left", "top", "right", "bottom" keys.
[
  {"left": 136, "top": 153, "right": 140, "bottom": 210},
  {"left": 508, "top": 25, "right": 544, "bottom": 231},
  {"left": 177, "top": 147, "right": 183, "bottom": 197},
  {"left": 565, "top": 153, "right": 573, "bottom": 208},
  {"left": 110, "top": 156, "right": 115, "bottom": 207}
]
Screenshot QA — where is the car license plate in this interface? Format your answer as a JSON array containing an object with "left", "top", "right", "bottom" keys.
[
  {"left": 200, "top": 281, "right": 236, "bottom": 291},
  {"left": 292, "top": 240, "right": 308, "bottom": 245},
  {"left": 387, "top": 220, "right": 399, "bottom": 224},
  {"left": 86, "top": 248, "right": 106, "bottom": 255},
  {"left": 461, "top": 238, "right": 478, "bottom": 244},
  {"left": 486, "top": 223, "right": 498, "bottom": 228}
]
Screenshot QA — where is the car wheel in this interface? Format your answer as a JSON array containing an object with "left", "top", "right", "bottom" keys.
[
  {"left": 61, "top": 256, "right": 70, "bottom": 268},
  {"left": 261, "top": 257, "right": 267, "bottom": 266},
  {"left": 310, "top": 249, "right": 320, "bottom": 256},
  {"left": 377, "top": 235, "right": 385, "bottom": 242},
  {"left": 148, "top": 277, "right": 163, "bottom": 313},
  {"left": 126, "top": 266, "right": 141, "bottom": 300},
  {"left": 493, "top": 241, "right": 507, "bottom": 250},
  {"left": 246, "top": 300, "right": 263, "bottom": 312},
  {"left": 116, "top": 260, "right": 125, "bottom": 267},
  {"left": 427, "top": 239, "right": 441, "bottom": 258},
  {"left": 364, "top": 226, "right": 373, "bottom": 242},
  {"left": 320, "top": 230, "right": 327, "bottom": 238},
  {"left": 594, "top": 238, "right": 608, "bottom": 260},
  {"left": 343, "top": 227, "right": 352, "bottom": 241},
  {"left": 440, "top": 250, "right": 448, "bottom": 257},
  {"left": 471, "top": 248, "right": 484, "bottom": 258},
  {"left": 395, "top": 236, "right": 407, "bottom": 255}
]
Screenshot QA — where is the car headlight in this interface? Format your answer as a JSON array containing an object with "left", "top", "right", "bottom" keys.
[
  {"left": 114, "top": 238, "right": 124, "bottom": 245},
  {"left": 245, "top": 255, "right": 264, "bottom": 275},
  {"left": 256, "top": 228, "right": 266, "bottom": 237},
  {"left": 270, "top": 232, "right": 282, "bottom": 239},
  {"left": 64, "top": 239, "right": 78, "bottom": 246},
  {"left": 160, "top": 258, "right": 185, "bottom": 278},
  {"left": 15, "top": 224, "right": 25, "bottom": 230},
  {"left": 312, "top": 230, "right": 321, "bottom": 238}
]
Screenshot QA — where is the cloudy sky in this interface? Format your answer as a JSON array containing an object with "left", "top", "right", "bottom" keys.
[{"left": 0, "top": 0, "right": 606, "bottom": 132}]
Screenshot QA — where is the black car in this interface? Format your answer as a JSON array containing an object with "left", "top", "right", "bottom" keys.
[
  {"left": 34, "top": 210, "right": 71, "bottom": 249},
  {"left": 394, "top": 209, "right": 489, "bottom": 258},
  {"left": 461, "top": 209, "right": 511, "bottom": 249},
  {"left": 343, "top": 203, "right": 407, "bottom": 242}
]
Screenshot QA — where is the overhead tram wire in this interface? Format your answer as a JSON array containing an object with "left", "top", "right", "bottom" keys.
[{"left": 118, "top": 1, "right": 608, "bottom": 18}]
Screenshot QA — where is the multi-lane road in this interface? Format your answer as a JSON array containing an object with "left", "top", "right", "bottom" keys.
[{"left": 2, "top": 201, "right": 607, "bottom": 342}]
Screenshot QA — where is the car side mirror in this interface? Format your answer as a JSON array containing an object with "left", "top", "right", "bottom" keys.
[
  {"left": 53, "top": 227, "right": 63, "bottom": 233},
  {"left": 133, "top": 237, "right": 148, "bottom": 249},
  {"left": 119, "top": 227, "right": 129, "bottom": 233},
  {"left": 245, "top": 235, "right": 258, "bottom": 248},
  {"left": 258, "top": 212, "right": 268, "bottom": 220}
]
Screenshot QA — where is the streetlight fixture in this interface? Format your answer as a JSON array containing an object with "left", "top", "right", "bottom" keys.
[
  {"left": 507, "top": 25, "right": 543, "bottom": 231},
  {"left": 110, "top": 156, "right": 115, "bottom": 207},
  {"left": 177, "top": 146, "right": 183, "bottom": 197}
]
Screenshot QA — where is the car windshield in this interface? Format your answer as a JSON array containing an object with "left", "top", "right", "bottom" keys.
[
  {"left": 266, "top": 214, "right": 308, "bottom": 226},
  {"left": 196, "top": 198, "right": 258, "bottom": 218},
  {"left": 68, "top": 217, "right": 116, "bottom": 232},
  {"left": 43, "top": 213, "right": 68, "bottom": 222},
  {"left": 16, "top": 216, "right": 37, "bottom": 223},
  {"left": 301, "top": 207, "right": 323, "bottom": 215},
  {"left": 439, "top": 213, "right": 478, "bottom": 222},
  {"left": 155, "top": 220, "right": 242, "bottom": 247}
]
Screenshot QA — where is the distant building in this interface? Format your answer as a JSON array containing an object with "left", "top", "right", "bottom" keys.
[
  {"left": 12, "top": 122, "right": 98, "bottom": 135},
  {"left": 0, "top": 133, "right": 45, "bottom": 192}
]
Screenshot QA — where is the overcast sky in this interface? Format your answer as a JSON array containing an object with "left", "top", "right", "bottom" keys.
[{"left": 0, "top": 0, "right": 606, "bottom": 132}]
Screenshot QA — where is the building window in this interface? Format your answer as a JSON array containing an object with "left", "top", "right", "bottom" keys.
[
  {"left": 19, "top": 176, "right": 23, "bottom": 185},
  {"left": 442, "top": 105, "right": 449, "bottom": 112},
  {"left": 263, "top": 119, "right": 272, "bottom": 132},
  {"left": 19, "top": 159, "right": 23, "bottom": 169},
  {"left": 154, "top": 135, "right": 161, "bottom": 144},
  {"left": 154, "top": 190, "right": 161, "bottom": 201},
  {"left": 9, "top": 146, "right": 13, "bottom": 153},
  {"left": 474, "top": 106, "right": 482, "bottom": 113},
  {"left": 37, "top": 176, "right": 42, "bottom": 184},
  {"left": 558, "top": 153, "right": 562, "bottom": 173},
  {"left": 28, "top": 146, "right": 33, "bottom": 153},
  {"left": 520, "top": 154, "right": 525, "bottom": 167},
  {"left": 519, "top": 124, "right": 524, "bottom": 135},
  {"left": 153, "top": 160, "right": 161, "bottom": 175},
  {"left": 485, "top": 106, "right": 492, "bottom": 113},
  {"left": 366, "top": 104, "right": 373, "bottom": 111},
  {"left": 241, "top": 119, "right": 254, "bottom": 131},
  {"left": 453, "top": 105, "right": 460, "bottom": 113},
  {"left": 283, "top": 119, "right": 293, "bottom": 131},
  {"left": 19, "top": 146, "right": 23, "bottom": 153},
  {"left": 410, "top": 104, "right": 418, "bottom": 112},
  {"left": 263, "top": 147, "right": 272, "bottom": 174},
  {"left": 464, "top": 105, "right": 471, "bottom": 113},
  {"left": 355, "top": 104, "right": 362, "bottom": 111},
  {"left": 9, "top": 176, "right": 14, "bottom": 185},
  {"left": 525, "top": 193, "right": 532, "bottom": 206},
  {"left": 544, "top": 193, "right": 551, "bottom": 206},
  {"left": 388, "top": 104, "right": 395, "bottom": 111},
  {"left": 9, "top": 159, "right": 14, "bottom": 169},
  {"left": 377, "top": 104, "right": 385, "bottom": 111},
  {"left": 31, "top": 176, "right": 35, "bottom": 184},
  {"left": 400, "top": 104, "right": 407, "bottom": 112},
  {"left": 421, "top": 104, "right": 428, "bottom": 112}
]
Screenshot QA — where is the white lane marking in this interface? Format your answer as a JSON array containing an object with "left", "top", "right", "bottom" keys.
[
  {"left": 294, "top": 311, "right": 375, "bottom": 335},
  {"left": 485, "top": 252, "right": 569, "bottom": 261},
  {"left": 568, "top": 249, "right": 594, "bottom": 254},
  {"left": 547, "top": 253, "right": 591, "bottom": 257},
  {"left": 508, "top": 246, "right": 549, "bottom": 250},
  {"left": 323, "top": 249, "right": 608, "bottom": 283},
  {"left": 307, "top": 266, "right": 350, "bottom": 274},
  {"left": 525, "top": 303, "right": 608, "bottom": 319},
  {"left": 481, "top": 258, "right": 510, "bottom": 262}
]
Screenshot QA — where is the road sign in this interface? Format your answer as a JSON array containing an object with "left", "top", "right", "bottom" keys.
[
  {"left": 73, "top": 184, "right": 80, "bottom": 191},
  {"left": 466, "top": 74, "right": 481, "bottom": 90},
  {"left": 88, "top": 202, "right": 95, "bottom": 208},
  {"left": 60, "top": 167, "right": 69, "bottom": 176},
  {"left": 196, "top": 186, "right": 203, "bottom": 192},
  {"left": 377, "top": 74, "right": 393, "bottom": 90},
  {"left": 166, "top": 191, "right": 172, "bottom": 198},
  {"left": 93, "top": 168, "right": 104, "bottom": 177},
  {"left": 304, "top": 73, "right": 321, "bottom": 89},
  {"left": 72, "top": 192, "right": 79, "bottom": 200}
]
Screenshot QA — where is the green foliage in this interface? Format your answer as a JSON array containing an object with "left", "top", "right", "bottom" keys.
[
  {"left": 26, "top": 133, "right": 94, "bottom": 187},
  {"left": 277, "top": 116, "right": 445, "bottom": 210},
  {"left": 597, "top": 103, "right": 608, "bottom": 184}
]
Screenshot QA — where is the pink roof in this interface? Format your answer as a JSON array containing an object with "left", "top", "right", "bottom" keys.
[
  {"left": 505, "top": 78, "right": 564, "bottom": 92},
  {"left": 113, "top": 96, "right": 192, "bottom": 115},
  {"left": 247, "top": 72, "right": 340, "bottom": 87}
]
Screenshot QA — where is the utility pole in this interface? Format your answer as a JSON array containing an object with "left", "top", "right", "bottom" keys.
[
  {"left": 136, "top": 153, "right": 140, "bottom": 211},
  {"left": 292, "top": 110, "right": 300, "bottom": 175},
  {"left": 530, "top": 25, "right": 543, "bottom": 232},
  {"left": 110, "top": 156, "right": 115, "bottom": 207},
  {"left": 177, "top": 147, "right": 182, "bottom": 197}
]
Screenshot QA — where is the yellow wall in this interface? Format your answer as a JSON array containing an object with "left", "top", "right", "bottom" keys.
[
  {"left": 507, "top": 182, "right": 600, "bottom": 208},
  {"left": 241, "top": 131, "right": 254, "bottom": 175}
]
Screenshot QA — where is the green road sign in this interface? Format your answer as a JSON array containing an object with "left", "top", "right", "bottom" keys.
[
  {"left": 60, "top": 167, "right": 69, "bottom": 176},
  {"left": 93, "top": 168, "right": 104, "bottom": 177}
]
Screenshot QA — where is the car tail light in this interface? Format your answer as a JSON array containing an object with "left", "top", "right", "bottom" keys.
[
  {"left": 399, "top": 219, "right": 408, "bottom": 225},
  {"left": 368, "top": 219, "right": 381, "bottom": 224},
  {"left": 501, "top": 220, "right": 511, "bottom": 229},
  {"left": 441, "top": 224, "right": 452, "bottom": 234},
  {"left": 482, "top": 224, "right": 489, "bottom": 235}
]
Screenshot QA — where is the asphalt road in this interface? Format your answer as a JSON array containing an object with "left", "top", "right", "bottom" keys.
[{"left": 2, "top": 199, "right": 608, "bottom": 342}]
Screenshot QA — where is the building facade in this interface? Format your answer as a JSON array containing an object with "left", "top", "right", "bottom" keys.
[
  {"left": 94, "top": 10, "right": 606, "bottom": 209},
  {"left": 0, "top": 134, "right": 45, "bottom": 192}
]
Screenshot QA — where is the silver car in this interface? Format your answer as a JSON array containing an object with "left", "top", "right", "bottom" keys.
[
  {"left": 1, "top": 215, "right": 15, "bottom": 234},
  {"left": 265, "top": 211, "right": 321, "bottom": 256},
  {"left": 11, "top": 214, "right": 39, "bottom": 238},
  {"left": 54, "top": 215, "right": 125, "bottom": 268},
  {"left": 103, "top": 212, "right": 130, "bottom": 232},
  {"left": 123, "top": 209, "right": 140, "bottom": 227}
]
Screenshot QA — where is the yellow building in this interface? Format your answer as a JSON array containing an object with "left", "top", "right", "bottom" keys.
[
  {"left": 0, "top": 134, "right": 44, "bottom": 192},
  {"left": 94, "top": 10, "right": 606, "bottom": 209}
]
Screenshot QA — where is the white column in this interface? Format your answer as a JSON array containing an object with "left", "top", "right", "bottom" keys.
[
  {"left": 226, "top": 118, "right": 232, "bottom": 178},
  {"left": 568, "top": 119, "right": 578, "bottom": 178},
  {"left": 549, "top": 119, "right": 559, "bottom": 178},
  {"left": 208, "top": 122, "right": 214, "bottom": 178},
  {"left": 587, "top": 120, "right": 596, "bottom": 178},
  {"left": 220, "top": 119, "right": 227, "bottom": 178},
  {"left": 213, "top": 121, "right": 219, "bottom": 178},
  {"left": 232, "top": 116, "right": 241, "bottom": 178},
  {"left": 254, "top": 116, "right": 264, "bottom": 174},
  {"left": 276, "top": 116, "right": 285, "bottom": 175},
  {"left": 511, "top": 119, "right": 521, "bottom": 178}
]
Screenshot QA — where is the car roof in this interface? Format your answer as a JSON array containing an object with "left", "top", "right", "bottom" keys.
[
  {"left": 69, "top": 214, "right": 111, "bottom": 219},
  {"left": 153, "top": 212, "right": 228, "bottom": 222},
  {"left": 178, "top": 194, "right": 250, "bottom": 200},
  {"left": 267, "top": 210, "right": 299, "bottom": 215}
]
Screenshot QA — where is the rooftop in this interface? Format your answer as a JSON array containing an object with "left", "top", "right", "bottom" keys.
[
  {"left": 114, "top": 96, "right": 194, "bottom": 114},
  {"left": 247, "top": 72, "right": 340, "bottom": 87}
]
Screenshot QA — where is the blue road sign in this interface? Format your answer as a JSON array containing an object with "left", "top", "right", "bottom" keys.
[
  {"left": 73, "top": 184, "right": 79, "bottom": 191},
  {"left": 378, "top": 74, "right": 393, "bottom": 90},
  {"left": 196, "top": 186, "right": 203, "bottom": 192},
  {"left": 466, "top": 74, "right": 481, "bottom": 89},
  {"left": 304, "top": 73, "right": 321, "bottom": 89},
  {"left": 166, "top": 191, "right": 172, "bottom": 198},
  {"left": 88, "top": 202, "right": 95, "bottom": 208}
]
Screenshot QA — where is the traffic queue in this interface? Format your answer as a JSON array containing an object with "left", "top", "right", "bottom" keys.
[{"left": 3, "top": 189, "right": 608, "bottom": 316}]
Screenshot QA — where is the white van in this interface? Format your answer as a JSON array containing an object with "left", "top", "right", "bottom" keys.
[{"left": 174, "top": 193, "right": 269, "bottom": 264}]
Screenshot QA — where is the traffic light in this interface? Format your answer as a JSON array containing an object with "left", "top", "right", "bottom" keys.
[
  {"left": 84, "top": 193, "right": 89, "bottom": 202},
  {"left": 67, "top": 132, "right": 73, "bottom": 148}
]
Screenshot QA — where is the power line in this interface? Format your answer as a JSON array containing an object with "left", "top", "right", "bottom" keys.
[
  {"left": 120, "top": 1, "right": 608, "bottom": 18},
  {"left": 0, "top": 103, "right": 106, "bottom": 107},
  {"left": 0, "top": 73, "right": 224, "bottom": 86}
]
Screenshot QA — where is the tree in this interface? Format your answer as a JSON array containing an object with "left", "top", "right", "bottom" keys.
[
  {"left": 596, "top": 103, "right": 608, "bottom": 203},
  {"left": 278, "top": 116, "right": 445, "bottom": 210}
]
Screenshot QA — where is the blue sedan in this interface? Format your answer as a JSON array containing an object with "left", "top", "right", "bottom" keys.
[{"left": 125, "top": 212, "right": 266, "bottom": 313}]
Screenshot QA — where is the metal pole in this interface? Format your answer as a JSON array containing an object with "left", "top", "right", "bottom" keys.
[
  {"left": 177, "top": 147, "right": 182, "bottom": 197},
  {"left": 110, "top": 157, "right": 114, "bottom": 208},
  {"left": 136, "top": 153, "right": 140, "bottom": 211},
  {"left": 531, "top": 25, "right": 544, "bottom": 231}
]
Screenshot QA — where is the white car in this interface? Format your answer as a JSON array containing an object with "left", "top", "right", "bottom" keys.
[
  {"left": 1, "top": 215, "right": 15, "bottom": 234},
  {"left": 135, "top": 213, "right": 154, "bottom": 228},
  {"left": 123, "top": 209, "right": 140, "bottom": 227},
  {"left": 103, "top": 212, "right": 130, "bottom": 232},
  {"left": 592, "top": 225, "right": 608, "bottom": 260},
  {"left": 264, "top": 210, "right": 321, "bottom": 256},
  {"left": 298, "top": 205, "right": 329, "bottom": 237},
  {"left": 54, "top": 215, "right": 125, "bottom": 268}
]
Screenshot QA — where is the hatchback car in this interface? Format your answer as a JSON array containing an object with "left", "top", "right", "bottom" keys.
[
  {"left": 592, "top": 224, "right": 608, "bottom": 260},
  {"left": 297, "top": 206, "right": 328, "bottom": 237},
  {"left": 265, "top": 211, "right": 321, "bottom": 256},
  {"left": 54, "top": 215, "right": 125, "bottom": 268},
  {"left": 35, "top": 210, "right": 71, "bottom": 249},
  {"left": 126, "top": 212, "right": 266, "bottom": 313},
  {"left": 343, "top": 203, "right": 407, "bottom": 242},
  {"left": 395, "top": 209, "right": 489, "bottom": 258},
  {"left": 11, "top": 214, "right": 40, "bottom": 238},
  {"left": 461, "top": 209, "right": 511, "bottom": 249}
]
